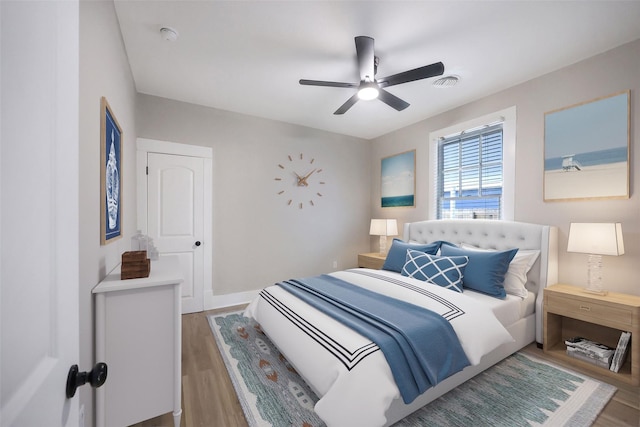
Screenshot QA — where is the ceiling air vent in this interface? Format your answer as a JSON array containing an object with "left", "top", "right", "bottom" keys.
[{"left": 432, "top": 75, "right": 460, "bottom": 88}]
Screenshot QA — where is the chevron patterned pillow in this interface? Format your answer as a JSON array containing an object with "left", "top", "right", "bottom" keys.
[{"left": 401, "top": 249, "right": 469, "bottom": 293}]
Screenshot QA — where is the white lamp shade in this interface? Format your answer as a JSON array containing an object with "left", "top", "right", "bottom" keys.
[
  {"left": 567, "top": 223, "right": 624, "bottom": 256},
  {"left": 369, "top": 219, "right": 398, "bottom": 236}
]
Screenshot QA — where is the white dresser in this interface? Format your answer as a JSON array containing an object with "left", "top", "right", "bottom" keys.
[{"left": 93, "top": 256, "right": 183, "bottom": 427}]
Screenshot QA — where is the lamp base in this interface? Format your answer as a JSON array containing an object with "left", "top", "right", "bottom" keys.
[
  {"left": 379, "top": 235, "right": 387, "bottom": 255},
  {"left": 582, "top": 287, "right": 608, "bottom": 296},
  {"left": 584, "top": 254, "right": 606, "bottom": 296}
]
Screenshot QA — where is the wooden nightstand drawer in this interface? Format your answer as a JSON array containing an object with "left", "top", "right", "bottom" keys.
[
  {"left": 546, "top": 294, "right": 633, "bottom": 328},
  {"left": 358, "top": 253, "right": 386, "bottom": 270}
]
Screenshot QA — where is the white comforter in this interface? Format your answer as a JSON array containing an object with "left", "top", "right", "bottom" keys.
[{"left": 245, "top": 269, "right": 514, "bottom": 427}]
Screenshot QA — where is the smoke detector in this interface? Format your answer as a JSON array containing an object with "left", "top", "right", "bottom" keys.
[
  {"left": 160, "top": 27, "right": 179, "bottom": 42},
  {"left": 433, "top": 75, "right": 460, "bottom": 88}
]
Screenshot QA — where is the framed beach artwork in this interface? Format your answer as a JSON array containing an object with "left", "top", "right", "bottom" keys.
[
  {"left": 100, "top": 97, "right": 123, "bottom": 244},
  {"left": 544, "top": 91, "right": 629, "bottom": 201},
  {"left": 381, "top": 150, "right": 416, "bottom": 208}
]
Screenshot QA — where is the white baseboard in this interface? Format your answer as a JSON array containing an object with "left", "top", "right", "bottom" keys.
[{"left": 204, "top": 289, "right": 260, "bottom": 310}]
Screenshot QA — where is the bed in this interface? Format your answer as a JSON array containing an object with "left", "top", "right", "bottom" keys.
[{"left": 245, "top": 219, "right": 558, "bottom": 426}]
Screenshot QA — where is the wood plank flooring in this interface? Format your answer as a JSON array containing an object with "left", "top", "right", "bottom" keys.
[{"left": 132, "top": 307, "right": 639, "bottom": 427}]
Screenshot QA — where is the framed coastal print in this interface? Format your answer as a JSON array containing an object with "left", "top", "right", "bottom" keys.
[
  {"left": 100, "top": 97, "right": 123, "bottom": 244},
  {"left": 544, "top": 91, "right": 629, "bottom": 201},
  {"left": 381, "top": 150, "right": 416, "bottom": 208}
]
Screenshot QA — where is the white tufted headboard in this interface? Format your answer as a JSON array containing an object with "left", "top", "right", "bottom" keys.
[{"left": 403, "top": 219, "right": 558, "bottom": 344}]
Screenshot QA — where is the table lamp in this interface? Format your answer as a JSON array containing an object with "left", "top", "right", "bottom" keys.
[
  {"left": 369, "top": 219, "right": 398, "bottom": 254},
  {"left": 567, "top": 222, "right": 624, "bottom": 295}
]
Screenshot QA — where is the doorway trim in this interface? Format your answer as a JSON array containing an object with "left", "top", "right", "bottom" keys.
[{"left": 136, "top": 138, "right": 213, "bottom": 310}]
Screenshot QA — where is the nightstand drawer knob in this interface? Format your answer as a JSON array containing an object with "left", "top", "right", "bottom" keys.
[{"left": 580, "top": 305, "right": 591, "bottom": 312}]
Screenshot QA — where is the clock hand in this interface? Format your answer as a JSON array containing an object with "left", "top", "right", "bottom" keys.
[
  {"left": 294, "top": 171, "right": 305, "bottom": 186},
  {"left": 298, "top": 169, "right": 317, "bottom": 186}
]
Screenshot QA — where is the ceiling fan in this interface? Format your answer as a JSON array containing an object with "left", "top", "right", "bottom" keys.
[{"left": 299, "top": 36, "right": 445, "bottom": 115}]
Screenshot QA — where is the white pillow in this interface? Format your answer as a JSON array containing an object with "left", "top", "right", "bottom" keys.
[{"left": 460, "top": 243, "right": 540, "bottom": 299}]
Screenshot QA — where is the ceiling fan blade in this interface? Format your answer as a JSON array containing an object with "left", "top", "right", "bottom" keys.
[
  {"left": 333, "top": 93, "right": 360, "bottom": 115},
  {"left": 378, "top": 62, "right": 445, "bottom": 88},
  {"left": 355, "top": 36, "right": 375, "bottom": 82},
  {"left": 299, "top": 79, "right": 358, "bottom": 88},
  {"left": 378, "top": 89, "right": 410, "bottom": 111}
]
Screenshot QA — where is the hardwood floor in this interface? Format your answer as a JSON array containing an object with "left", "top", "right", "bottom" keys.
[
  {"left": 131, "top": 307, "right": 248, "bottom": 427},
  {"left": 132, "top": 307, "right": 639, "bottom": 427}
]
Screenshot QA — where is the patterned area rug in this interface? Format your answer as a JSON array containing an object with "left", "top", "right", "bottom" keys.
[{"left": 208, "top": 312, "right": 616, "bottom": 427}]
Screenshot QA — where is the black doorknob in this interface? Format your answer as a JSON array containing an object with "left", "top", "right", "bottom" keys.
[
  {"left": 195, "top": 241, "right": 201, "bottom": 247},
  {"left": 66, "top": 362, "right": 108, "bottom": 398}
]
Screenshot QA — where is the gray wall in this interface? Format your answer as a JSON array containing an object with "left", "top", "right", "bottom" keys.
[
  {"left": 79, "top": 0, "right": 138, "bottom": 422},
  {"left": 370, "top": 39, "right": 640, "bottom": 296},
  {"left": 136, "top": 95, "right": 372, "bottom": 296}
]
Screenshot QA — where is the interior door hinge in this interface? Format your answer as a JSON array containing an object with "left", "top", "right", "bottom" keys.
[{"left": 146, "top": 166, "right": 149, "bottom": 175}]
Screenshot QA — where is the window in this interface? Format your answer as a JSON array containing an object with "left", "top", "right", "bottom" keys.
[
  {"left": 429, "top": 107, "right": 515, "bottom": 220},
  {"left": 437, "top": 124, "right": 503, "bottom": 219}
]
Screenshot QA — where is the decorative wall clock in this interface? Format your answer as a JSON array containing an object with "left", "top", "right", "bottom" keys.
[{"left": 275, "top": 153, "right": 325, "bottom": 208}]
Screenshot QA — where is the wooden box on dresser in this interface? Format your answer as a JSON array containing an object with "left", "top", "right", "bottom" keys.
[{"left": 543, "top": 283, "right": 640, "bottom": 386}]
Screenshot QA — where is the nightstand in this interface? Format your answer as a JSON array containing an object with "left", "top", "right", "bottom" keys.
[
  {"left": 543, "top": 283, "right": 640, "bottom": 386},
  {"left": 358, "top": 252, "right": 387, "bottom": 270}
]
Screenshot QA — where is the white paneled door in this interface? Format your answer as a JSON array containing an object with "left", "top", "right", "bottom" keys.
[
  {"left": 1, "top": 1, "right": 80, "bottom": 425},
  {"left": 146, "top": 152, "right": 205, "bottom": 313}
]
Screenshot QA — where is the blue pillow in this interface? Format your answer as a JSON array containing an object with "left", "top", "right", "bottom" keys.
[
  {"left": 438, "top": 241, "right": 458, "bottom": 250},
  {"left": 440, "top": 245, "right": 518, "bottom": 298},
  {"left": 382, "top": 239, "right": 440, "bottom": 273},
  {"left": 401, "top": 250, "right": 468, "bottom": 293}
]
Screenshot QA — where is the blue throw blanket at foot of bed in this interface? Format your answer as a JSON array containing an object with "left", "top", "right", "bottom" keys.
[{"left": 277, "top": 274, "right": 470, "bottom": 404}]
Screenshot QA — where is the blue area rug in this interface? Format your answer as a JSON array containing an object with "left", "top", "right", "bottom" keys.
[{"left": 209, "top": 312, "right": 616, "bottom": 427}]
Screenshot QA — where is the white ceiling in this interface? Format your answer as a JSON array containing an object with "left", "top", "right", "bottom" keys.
[{"left": 114, "top": 1, "right": 640, "bottom": 140}]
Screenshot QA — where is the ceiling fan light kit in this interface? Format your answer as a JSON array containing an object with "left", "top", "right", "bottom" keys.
[
  {"left": 357, "top": 82, "right": 379, "bottom": 100},
  {"left": 299, "top": 36, "right": 445, "bottom": 114}
]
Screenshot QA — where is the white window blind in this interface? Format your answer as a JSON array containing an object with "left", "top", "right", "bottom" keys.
[{"left": 437, "top": 123, "right": 503, "bottom": 219}]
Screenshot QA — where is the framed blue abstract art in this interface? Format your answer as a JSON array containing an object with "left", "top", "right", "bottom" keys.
[
  {"left": 381, "top": 150, "right": 416, "bottom": 208},
  {"left": 100, "top": 97, "right": 123, "bottom": 244}
]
